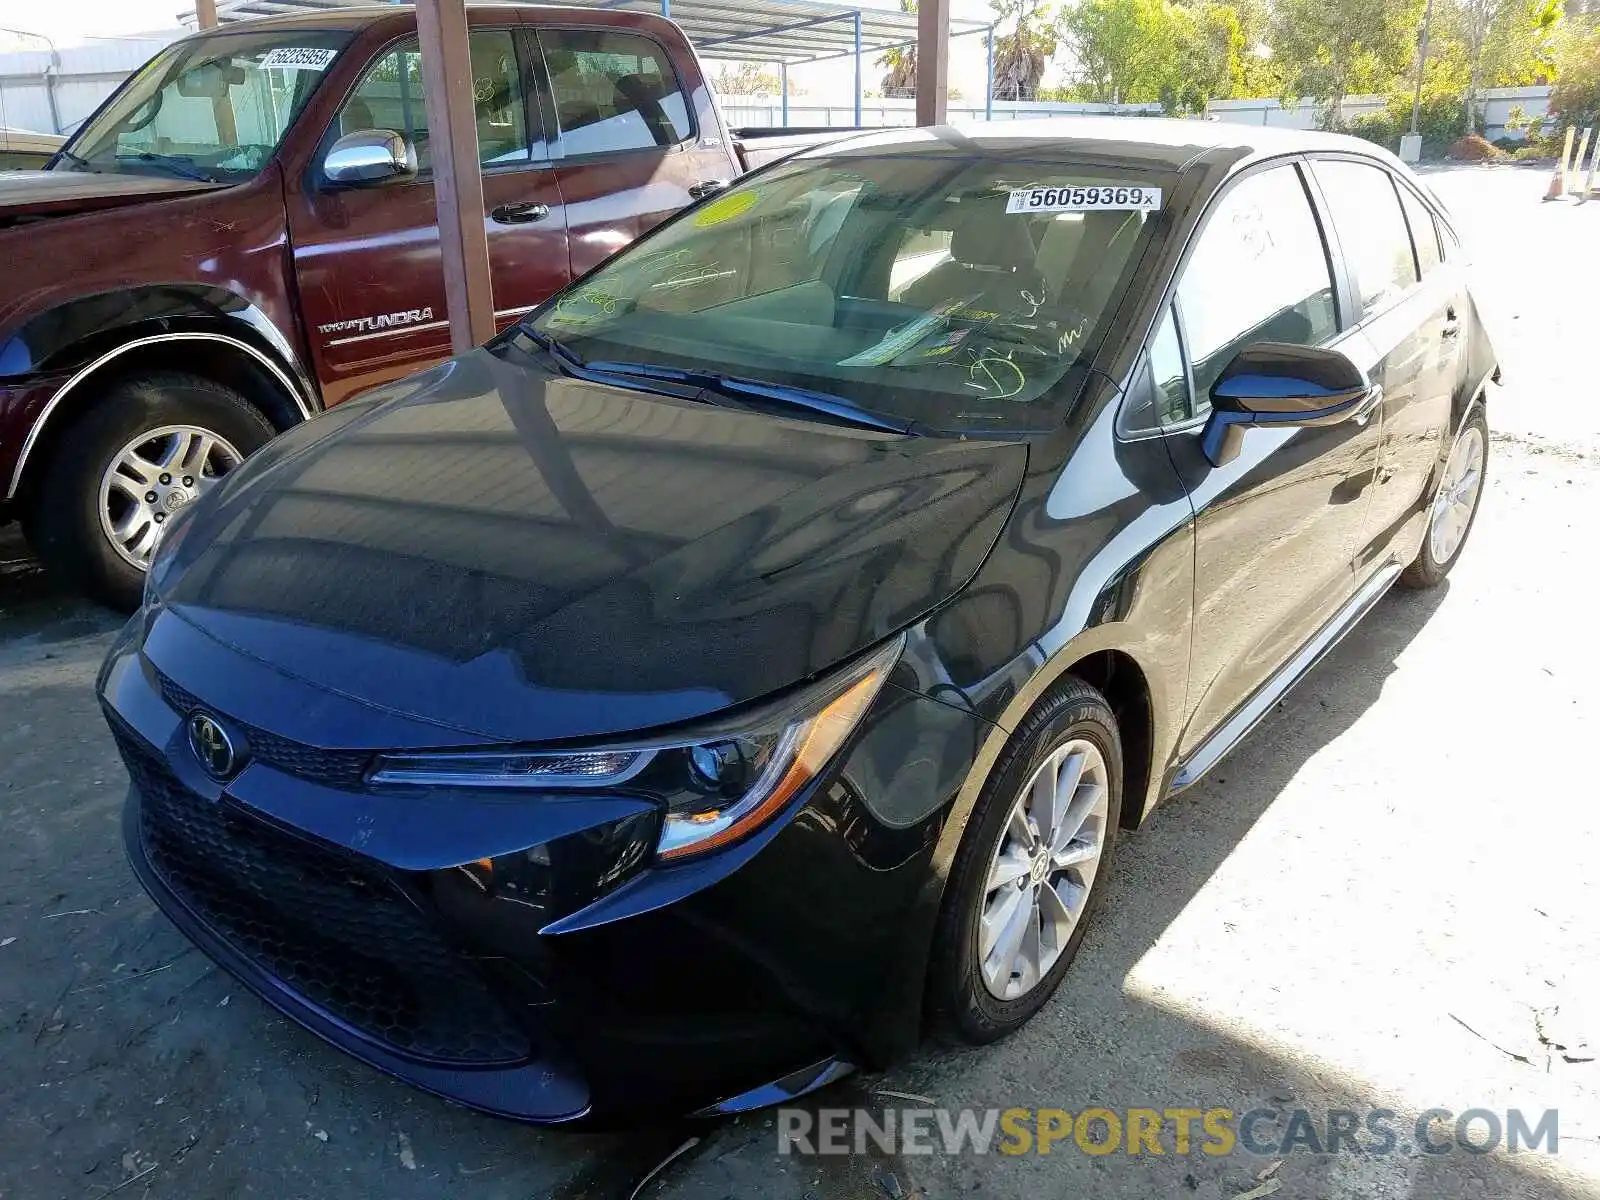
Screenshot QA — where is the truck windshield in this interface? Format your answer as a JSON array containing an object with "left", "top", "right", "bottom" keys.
[
  {"left": 529, "top": 152, "right": 1168, "bottom": 434},
  {"left": 58, "top": 29, "right": 352, "bottom": 182}
]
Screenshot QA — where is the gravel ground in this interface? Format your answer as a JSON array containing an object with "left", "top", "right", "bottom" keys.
[{"left": 2, "top": 164, "right": 1598, "bottom": 1200}]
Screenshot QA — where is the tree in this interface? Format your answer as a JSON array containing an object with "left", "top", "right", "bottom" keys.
[
  {"left": 1270, "top": 0, "right": 1426, "bottom": 125},
  {"left": 713, "top": 62, "right": 783, "bottom": 96},
  {"left": 1056, "top": 0, "right": 1171, "bottom": 102},
  {"left": 1472, "top": 0, "right": 1562, "bottom": 102},
  {"left": 1169, "top": 0, "right": 1249, "bottom": 110},
  {"left": 1230, "top": 0, "right": 1284, "bottom": 95},
  {"left": 1056, "top": 0, "right": 1245, "bottom": 110},
  {"left": 1550, "top": 17, "right": 1600, "bottom": 127},
  {"left": 991, "top": 0, "right": 1059, "bottom": 99},
  {"left": 878, "top": 0, "right": 918, "bottom": 96}
]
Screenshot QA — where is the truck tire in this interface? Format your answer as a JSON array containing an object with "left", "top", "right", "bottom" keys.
[{"left": 23, "top": 372, "right": 275, "bottom": 611}]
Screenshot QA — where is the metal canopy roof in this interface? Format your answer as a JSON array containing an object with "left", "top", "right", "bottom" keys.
[
  {"left": 576, "top": 0, "right": 989, "bottom": 64},
  {"left": 207, "top": 0, "right": 991, "bottom": 63}
]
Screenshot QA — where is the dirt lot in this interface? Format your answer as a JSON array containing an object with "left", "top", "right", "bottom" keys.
[{"left": 3, "top": 164, "right": 1599, "bottom": 1200}]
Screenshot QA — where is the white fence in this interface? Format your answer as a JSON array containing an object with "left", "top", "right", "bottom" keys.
[
  {"left": 0, "top": 37, "right": 173, "bottom": 135},
  {"left": 1206, "top": 85, "right": 1551, "bottom": 142},
  {"left": 722, "top": 95, "right": 1163, "bottom": 128},
  {"left": 0, "top": 30, "right": 1556, "bottom": 144},
  {"left": 729, "top": 86, "right": 1553, "bottom": 141}
]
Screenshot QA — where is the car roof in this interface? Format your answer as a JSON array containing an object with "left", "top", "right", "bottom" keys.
[
  {"left": 173, "top": 3, "right": 599, "bottom": 35},
  {"left": 808, "top": 116, "right": 1406, "bottom": 175}
]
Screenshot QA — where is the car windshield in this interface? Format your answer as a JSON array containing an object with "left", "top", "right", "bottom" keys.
[
  {"left": 529, "top": 152, "right": 1169, "bottom": 433},
  {"left": 58, "top": 29, "right": 352, "bottom": 182}
]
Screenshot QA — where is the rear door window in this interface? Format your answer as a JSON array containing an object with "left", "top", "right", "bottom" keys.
[
  {"left": 541, "top": 29, "right": 692, "bottom": 156},
  {"left": 1314, "top": 159, "right": 1419, "bottom": 317},
  {"left": 1397, "top": 186, "right": 1442, "bottom": 277}
]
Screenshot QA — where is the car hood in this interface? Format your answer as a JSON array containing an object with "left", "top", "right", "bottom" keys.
[
  {"left": 155, "top": 344, "right": 1027, "bottom": 744},
  {"left": 0, "top": 169, "right": 227, "bottom": 222}
]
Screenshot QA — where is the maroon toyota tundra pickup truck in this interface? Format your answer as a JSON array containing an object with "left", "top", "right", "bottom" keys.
[{"left": 0, "top": 4, "right": 817, "bottom": 607}]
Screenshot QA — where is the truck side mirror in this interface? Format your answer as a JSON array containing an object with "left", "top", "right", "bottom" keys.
[{"left": 324, "top": 129, "right": 417, "bottom": 187}]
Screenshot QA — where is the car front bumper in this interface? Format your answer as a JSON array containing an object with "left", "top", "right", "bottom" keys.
[{"left": 101, "top": 610, "right": 990, "bottom": 1123}]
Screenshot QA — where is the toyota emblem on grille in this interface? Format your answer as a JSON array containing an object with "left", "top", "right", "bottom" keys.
[{"left": 187, "top": 712, "right": 238, "bottom": 780}]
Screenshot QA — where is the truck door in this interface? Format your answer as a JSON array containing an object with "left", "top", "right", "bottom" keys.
[
  {"left": 288, "top": 27, "right": 570, "bottom": 407},
  {"left": 535, "top": 26, "right": 734, "bottom": 278}
]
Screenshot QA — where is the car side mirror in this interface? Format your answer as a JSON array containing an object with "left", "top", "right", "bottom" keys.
[
  {"left": 1200, "top": 342, "right": 1380, "bottom": 467},
  {"left": 323, "top": 129, "right": 417, "bottom": 187}
]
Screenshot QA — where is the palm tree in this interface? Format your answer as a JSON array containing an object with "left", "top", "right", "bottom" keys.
[
  {"left": 990, "top": 0, "right": 1057, "bottom": 100},
  {"left": 878, "top": 0, "right": 918, "bottom": 97}
]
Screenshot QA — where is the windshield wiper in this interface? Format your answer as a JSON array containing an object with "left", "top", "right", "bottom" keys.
[
  {"left": 587, "top": 360, "right": 914, "bottom": 434},
  {"left": 521, "top": 327, "right": 586, "bottom": 374},
  {"left": 50, "top": 148, "right": 96, "bottom": 172},
  {"left": 116, "top": 152, "right": 218, "bottom": 183},
  {"left": 519, "top": 331, "right": 913, "bottom": 434}
]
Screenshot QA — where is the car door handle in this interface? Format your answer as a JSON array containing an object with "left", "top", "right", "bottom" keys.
[
  {"left": 491, "top": 202, "right": 550, "bottom": 225},
  {"left": 689, "top": 179, "right": 729, "bottom": 199}
]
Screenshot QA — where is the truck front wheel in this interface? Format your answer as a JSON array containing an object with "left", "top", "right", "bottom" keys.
[{"left": 23, "top": 372, "right": 275, "bottom": 610}]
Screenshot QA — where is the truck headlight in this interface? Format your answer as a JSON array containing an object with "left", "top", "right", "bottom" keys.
[{"left": 370, "top": 635, "right": 904, "bottom": 861}]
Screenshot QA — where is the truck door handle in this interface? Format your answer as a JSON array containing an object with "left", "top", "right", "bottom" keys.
[
  {"left": 689, "top": 179, "right": 729, "bottom": 199},
  {"left": 491, "top": 202, "right": 550, "bottom": 225}
]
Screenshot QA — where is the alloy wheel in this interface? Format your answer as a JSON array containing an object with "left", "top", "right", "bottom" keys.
[
  {"left": 1428, "top": 423, "right": 1486, "bottom": 566},
  {"left": 98, "top": 425, "right": 243, "bottom": 569},
  {"left": 977, "top": 739, "right": 1109, "bottom": 1001}
]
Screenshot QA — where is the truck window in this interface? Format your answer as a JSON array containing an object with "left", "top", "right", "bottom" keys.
[
  {"left": 59, "top": 29, "right": 352, "bottom": 180},
  {"left": 541, "top": 29, "right": 691, "bottom": 156},
  {"left": 338, "top": 31, "right": 536, "bottom": 168}
]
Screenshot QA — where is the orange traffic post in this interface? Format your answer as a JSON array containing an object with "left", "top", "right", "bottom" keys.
[{"left": 1545, "top": 126, "right": 1576, "bottom": 201}]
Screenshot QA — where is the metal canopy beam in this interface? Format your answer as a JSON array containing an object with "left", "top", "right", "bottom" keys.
[{"left": 698, "top": 10, "right": 855, "bottom": 48}]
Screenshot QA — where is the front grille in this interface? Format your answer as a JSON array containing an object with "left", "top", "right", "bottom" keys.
[
  {"left": 115, "top": 724, "right": 532, "bottom": 1067},
  {"left": 157, "top": 672, "right": 371, "bottom": 789}
]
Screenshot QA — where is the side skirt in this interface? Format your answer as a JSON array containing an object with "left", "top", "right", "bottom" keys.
[{"left": 1167, "top": 561, "right": 1403, "bottom": 794}]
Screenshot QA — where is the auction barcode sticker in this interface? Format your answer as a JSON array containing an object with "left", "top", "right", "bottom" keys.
[
  {"left": 260, "top": 46, "right": 339, "bottom": 71},
  {"left": 1006, "top": 185, "right": 1162, "bottom": 213}
]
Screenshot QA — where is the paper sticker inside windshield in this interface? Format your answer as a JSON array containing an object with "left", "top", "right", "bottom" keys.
[
  {"left": 260, "top": 47, "right": 338, "bottom": 71},
  {"left": 1006, "top": 185, "right": 1161, "bottom": 214}
]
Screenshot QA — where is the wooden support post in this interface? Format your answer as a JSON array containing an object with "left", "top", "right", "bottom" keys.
[
  {"left": 195, "top": 0, "right": 218, "bottom": 29},
  {"left": 915, "top": 0, "right": 950, "bottom": 127},
  {"left": 416, "top": 0, "right": 495, "bottom": 353}
]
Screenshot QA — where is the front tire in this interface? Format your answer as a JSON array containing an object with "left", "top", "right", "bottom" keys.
[
  {"left": 1400, "top": 406, "right": 1488, "bottom": 590},
  {"left": 928, "top": 678, "right": 1123, "bottom": 1044},
  {"left": 23, "top": 372, "right": 275, "bottom": 610}
]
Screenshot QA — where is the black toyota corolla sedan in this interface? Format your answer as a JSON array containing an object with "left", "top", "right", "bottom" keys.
[{"left": 99, "top": 119, "right": 1497, "bottom": 1123}]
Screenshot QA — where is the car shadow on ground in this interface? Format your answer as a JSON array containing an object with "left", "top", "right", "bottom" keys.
[{"left": 654, "top": 580, "right": 1591, "bottom": 1199}]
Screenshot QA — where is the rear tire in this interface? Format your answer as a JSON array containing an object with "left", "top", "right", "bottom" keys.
[
  {"left": 23, "top": 372, "right": 274, "bottom": 611},
  {"left": 1399, "top": 407, "right": 1488, "bottom": 590},
  {"left": 927, "top": 678, "right": 1123, "bottom": 1044}
]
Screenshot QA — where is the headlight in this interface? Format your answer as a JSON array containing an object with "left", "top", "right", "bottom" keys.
[{"left": 370, "top": 635, "right": 904, "bottom": 862}]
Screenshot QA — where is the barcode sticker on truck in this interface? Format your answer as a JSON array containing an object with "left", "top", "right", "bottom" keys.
[
  {"left": 1006, "top": 185, "right": 1162, "bottom": 214},
  {"left": 260, "top": 47, "right": 339, "bottom": 71}
]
